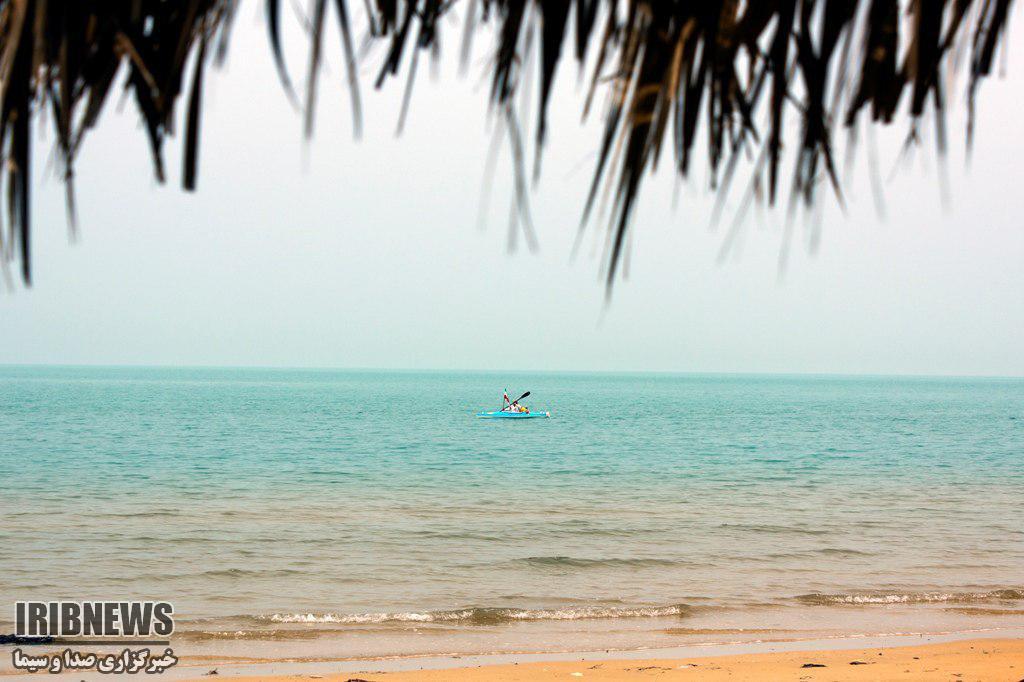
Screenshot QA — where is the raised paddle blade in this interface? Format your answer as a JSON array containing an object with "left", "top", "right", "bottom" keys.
[{"left": 514, "top": 391, "right": 531, "bottom": 402}]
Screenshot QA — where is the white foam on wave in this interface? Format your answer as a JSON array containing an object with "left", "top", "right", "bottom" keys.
[
  {"left": 798, "top": 589, "right": 1024, "bottom": 605},
  {"left": 263, "top": 604, "right": 690, "bottom": 625}
]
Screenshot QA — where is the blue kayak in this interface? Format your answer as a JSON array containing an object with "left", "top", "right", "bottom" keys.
[{"left": 476, "top": 410, "right": 550, "bottom": 419}]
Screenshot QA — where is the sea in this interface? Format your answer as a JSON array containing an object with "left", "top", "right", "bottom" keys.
[{"left": 1, "top": 366, "right": 1022, "bottom": 661}]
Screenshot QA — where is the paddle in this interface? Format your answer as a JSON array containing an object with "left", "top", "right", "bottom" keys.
[
  {"left": 502, "top": 391, "right": 530, "bottom": 411},
  {"left": 509, "top": 391, "right": 530, "bottom": 411}
]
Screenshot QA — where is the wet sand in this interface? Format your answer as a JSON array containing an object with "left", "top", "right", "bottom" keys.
[{"left": 181, "top": 638, "right": 1023, "bottom": 681}]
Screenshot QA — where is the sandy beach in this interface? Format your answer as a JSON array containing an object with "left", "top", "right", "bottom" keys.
[{"left": 182, "top": 638, "right": 1023, "bottom": 681}]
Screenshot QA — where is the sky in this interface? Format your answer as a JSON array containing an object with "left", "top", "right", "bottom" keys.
[{"left": 1, "top": 6, "right": 1023, "bottom": 375}]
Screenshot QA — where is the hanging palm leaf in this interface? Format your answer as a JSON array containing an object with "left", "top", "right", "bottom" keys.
[{"left": 0, "top": 0, "right": 1014, "bottom": 289}]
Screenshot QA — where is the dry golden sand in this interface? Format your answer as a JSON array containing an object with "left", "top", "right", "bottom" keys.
[{"left": 190, "top": 638, "right": 1024, "bottom": 681}]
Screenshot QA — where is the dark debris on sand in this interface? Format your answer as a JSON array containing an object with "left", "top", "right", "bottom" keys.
[{"left": 0, "top": 634, "right": 54, "bottom": 644}]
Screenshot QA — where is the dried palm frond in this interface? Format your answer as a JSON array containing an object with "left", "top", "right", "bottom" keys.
[{"left": 0, "top": 0, "right": 1014, "bottom": 289}]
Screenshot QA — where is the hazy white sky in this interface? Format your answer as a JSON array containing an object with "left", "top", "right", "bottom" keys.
[{"left": 2, "top": 7, "right": 1023, "bottom": 375}]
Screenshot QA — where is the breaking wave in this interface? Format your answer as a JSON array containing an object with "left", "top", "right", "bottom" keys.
[
  {"left": 175, "top": 629, "right": 326, "bottom": 641},
  {"left": 796, "top": 589, "right": 1024, "bottom": 605},
  {"left": 260, "top": 604, "right": 693, "bottom": 626}
]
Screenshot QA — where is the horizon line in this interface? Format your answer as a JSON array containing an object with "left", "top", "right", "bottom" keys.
[{"left": 1, "top": 362, "right": 1022, "bottom": 381}]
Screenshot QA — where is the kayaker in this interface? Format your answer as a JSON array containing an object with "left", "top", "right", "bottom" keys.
[{"left": 500, "top": 390, "right": 531, "bottom": 412}]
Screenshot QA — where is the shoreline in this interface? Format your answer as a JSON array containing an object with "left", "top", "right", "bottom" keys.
[
  {"left": 160, "top": 633, "right": 1024, "bottom": 680},
  {"left": 6, "top": 628, "right": 1018, "bottom": 680},
  {"left": 4, "top": 624, "right": 1024, "bottom": 679}
]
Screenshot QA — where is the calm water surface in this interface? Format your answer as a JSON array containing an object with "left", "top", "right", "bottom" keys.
[{"left": 1, "top": 366, "right": 1022, "bottom": 656}]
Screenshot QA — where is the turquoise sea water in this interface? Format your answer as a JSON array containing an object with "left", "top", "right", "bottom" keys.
[{"left": 1, "top": 366, "right": 1022, "bottom": 657}]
